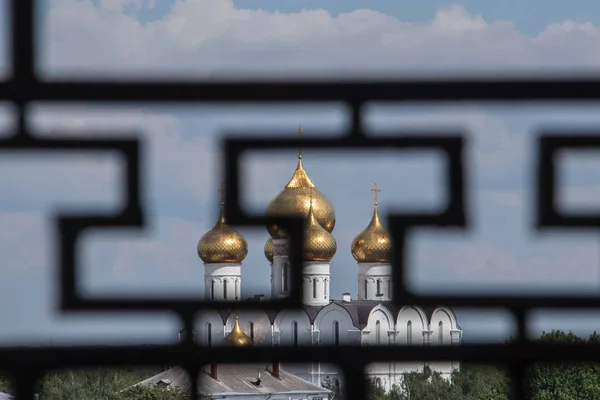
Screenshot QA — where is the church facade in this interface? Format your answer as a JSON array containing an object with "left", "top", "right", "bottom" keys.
[{"left": 195, "top": 127, "right": 462, "bottom": 392}]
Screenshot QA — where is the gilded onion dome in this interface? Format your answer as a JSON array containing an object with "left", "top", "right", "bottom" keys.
[
  {"left": 303, "top": 194, "right": 337, "bottom": 262},
  {"left": 221, "top": 315, "right": 253, "bottom": 347},
  {"left": 197, "top": 185, "right": 248, "bottom": 264},
  {"left": 351, "top": 183, "right": 391, "bottom": 263},
  {"left": 264, "top": 237, "right": 274, "bottom": 263},
  {"left": 265, "top": 126, "right": 335, "bottom": 239}
]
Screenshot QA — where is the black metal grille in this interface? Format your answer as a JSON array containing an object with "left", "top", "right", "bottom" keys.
[{"left": 5, "top": 1, "right": 600, "bottom": 399}]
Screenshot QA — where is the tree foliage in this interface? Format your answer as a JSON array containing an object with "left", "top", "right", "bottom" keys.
[
  {"left": 36, "top": 366, "right": 173, "bottom": 400},
  {"left": 322, "top": 375, "right": 344, "bottom": 400},
  {"left": 362, "top": 330, "right": 600, "bottom": 400},
  {"left": 524, "top": 330, "right": 600, "bottom": 400},
  {"left": 0, "top": 373, "right": 14, "bottom": 394}
]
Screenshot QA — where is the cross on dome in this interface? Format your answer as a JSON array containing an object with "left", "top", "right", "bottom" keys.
[
  {"left": 371, "top": 182, "right": 381, "bottom": 207},
  {"left": 218, "top": 181, "right": 225, "bottom": 206},
  {"left": 297, "top": 124, "right": 303, "bottom": 160}
]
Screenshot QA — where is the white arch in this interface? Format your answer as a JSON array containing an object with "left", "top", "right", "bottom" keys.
[
  {"left": 430, "top": 307, "right": 458, "bottom": 330},
  {"left": 314, "top": 303, "right": 356, "bottom": 346},
  {"left": 365, "top": 304, "right": 394, "bottom": 347},
  {"left": 396, "top": 306, "right": 428, "bottom": 329},
  {"left": 367, "top": 304, "right": 395, "bottom": 329},
  {"left": 273, "top": 309, "right": 312, "bottom": 346},
  {"left": 194, "top": 310, "right": 225, "bottom": 347}
]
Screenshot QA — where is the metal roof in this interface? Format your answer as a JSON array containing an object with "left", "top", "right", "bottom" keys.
[{"left": 138, "top": 364, "right": 331, "bottom": 396}]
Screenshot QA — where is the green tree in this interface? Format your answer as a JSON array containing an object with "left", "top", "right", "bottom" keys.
[
  {"left": 38, "top": 367, "right": 165, "bottom": 400},
  {"left": 397, "top": 366, "right": 463, "bottom": 400},
  {"left": 0, "top": 372, "right": 14, "bottom": 395},
  {"left": 366, "top": 378, "right": 387, "bottom": 400},
  {"left": 321, "top": 376, "right": 343, "bottom": 400},
  {"left": 451, "top": 363, "right": 509, "bottom": 400},
  {"left": 525, "top": 330, "right": 600, "bottom": 400}
]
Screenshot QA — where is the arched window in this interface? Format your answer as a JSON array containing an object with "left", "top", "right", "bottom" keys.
[
  {"left": 282, "top": 263, "right": 289, "bottom": 292},
  {"left": 249, "top": 322, "right": 255, "bottom": 344},
  {"left": 223, "top": 280, "right": 228, "bottom": 300},
  {"left": 207, "top": 323, "right": 212, "bottom": 347},
  {"left": 376, "top": 280, "right": 382, "bottom": 296},
  {"left": 324, "top": 279, "right": 327, "bottom": 298},
  {"left": 364, "top": 280, "right": 368, "bottom": 299},
  {"left": 292, "top": 321, "right": 298, "bottom": 346},
  {"left": 210, "top": 280, "right": 215, "bottom": 300},
  {"left": 375, "top": 321, "right": 381, "bottom": 345},
  {"left": 438, "top": 321, "right": 443, "bottom": 344},
  {"left": 313, "top": 279, "right": 317, "bottom": 299},
  {"left": 388, "top": 279, "right": 392, "bottom": 297},
  {"left": 407, "top": 321, "right": 412, "bottom": 345},
  {"left": 333, "top": 321, "right": 340, "bottom": 346}
]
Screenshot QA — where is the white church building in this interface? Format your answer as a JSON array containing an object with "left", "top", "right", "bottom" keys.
[{"left": 194, "top": 127, "right": 462, "bottom": 392}]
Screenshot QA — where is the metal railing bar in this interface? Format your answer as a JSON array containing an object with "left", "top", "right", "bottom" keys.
[
  {"left": 0, "top": 343, "right": 599, "bottom": 368},
  {"left": 3, "top": 79, "right": 600, "bottom": 102}
]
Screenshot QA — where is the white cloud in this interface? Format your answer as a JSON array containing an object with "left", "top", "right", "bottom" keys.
[{"left": 42, "top": 0, "right": 600, "bottom": 77}]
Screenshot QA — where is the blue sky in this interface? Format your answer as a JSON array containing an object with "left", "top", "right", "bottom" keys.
[{"left": 3, "top": 0, "right": 600, "bottom": 347}]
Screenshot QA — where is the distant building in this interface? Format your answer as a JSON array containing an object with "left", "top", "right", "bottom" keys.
[
  {"left": 138, "top": 317, "right": 331, "bottom": 400},
  {"left": 194, "top": 126, "right": 462, "bottom": 392}
]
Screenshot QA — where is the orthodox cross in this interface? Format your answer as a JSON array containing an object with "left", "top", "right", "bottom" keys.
[
  {"left": 297, "top": 124, "right": 303, "bottom": 159},
  {"left": 371, "top": 182, "right": 381, "bottom": 206},
  {"left": 218, "top": 181, "right": 225, "bottom": 205}
]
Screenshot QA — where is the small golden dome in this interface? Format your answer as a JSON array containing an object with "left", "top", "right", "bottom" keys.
[
  {"left": 198, "top": 185, "right": 248, "bottom": 264},
  {"left": 265, "top": 126, "right": 335, "bottom": 239},
  {"left": 264, "top": 237, "right": 274, "bottom": 263},
  {"left": 303, "top": 196, "right": 337, "bottom": 262},
  {"left": 221, "top": 315, "right": 252, "bottom": 347},
  {"left": 351, "top": 183, "right": 391, "bottom": 263}
]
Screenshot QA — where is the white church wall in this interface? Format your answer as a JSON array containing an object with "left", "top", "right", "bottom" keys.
[
  {"left": 364, "top": 306, "right": 396, "bottom": 392},
  {"left": 195, "top": 310, "right": 226, "bottom": 347},
  {"left": 274, "top": 309, "right": 312, "bottom": 346},
  {"left": 302, "top": 262, "right": 331, "bottom": 306},
  {"left": 429, "top": 307, "right": 459, "bottom": 377},
  {"left": 365, "top": 306, "right": 394, "bottom": 346},
  {"left": 226, "top": 310, "right": 272, "bottom": 346},
  {"left": 396, "top": 306, "right": 428, "bottom": 346},
  {"left": 271, "top": 238, "right": 289, "bottom": 299},
  {"left": 314, "top": 304, "right": 357, "bottom": 346},
  {"left": 204, "top": 263, "right": 242, "bottom": 301},
  {"left": 394, "top": 306, "right": 428, "bottom": 374},
  {"left": 358, "top": 263, "right": 392, "bottom": 301}
]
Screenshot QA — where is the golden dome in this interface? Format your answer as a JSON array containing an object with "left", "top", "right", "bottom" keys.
[
  {"left": 221, "top": 315, "right": 252, "bottom": 347},
  {"left": 265, "top": 126, "right": 335, "bottom": 239},
  {"left": 264, "top": 237, "right": 274, "bottom": 263},
  {"left": 302, "top": 196, "right": 337, "bottom": 262},
  {"left": 197, "top": 185, "right": 248, "bottom": 264},
  {"left": 351, "top": 183, "right": 391, "bottom": 263}
]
